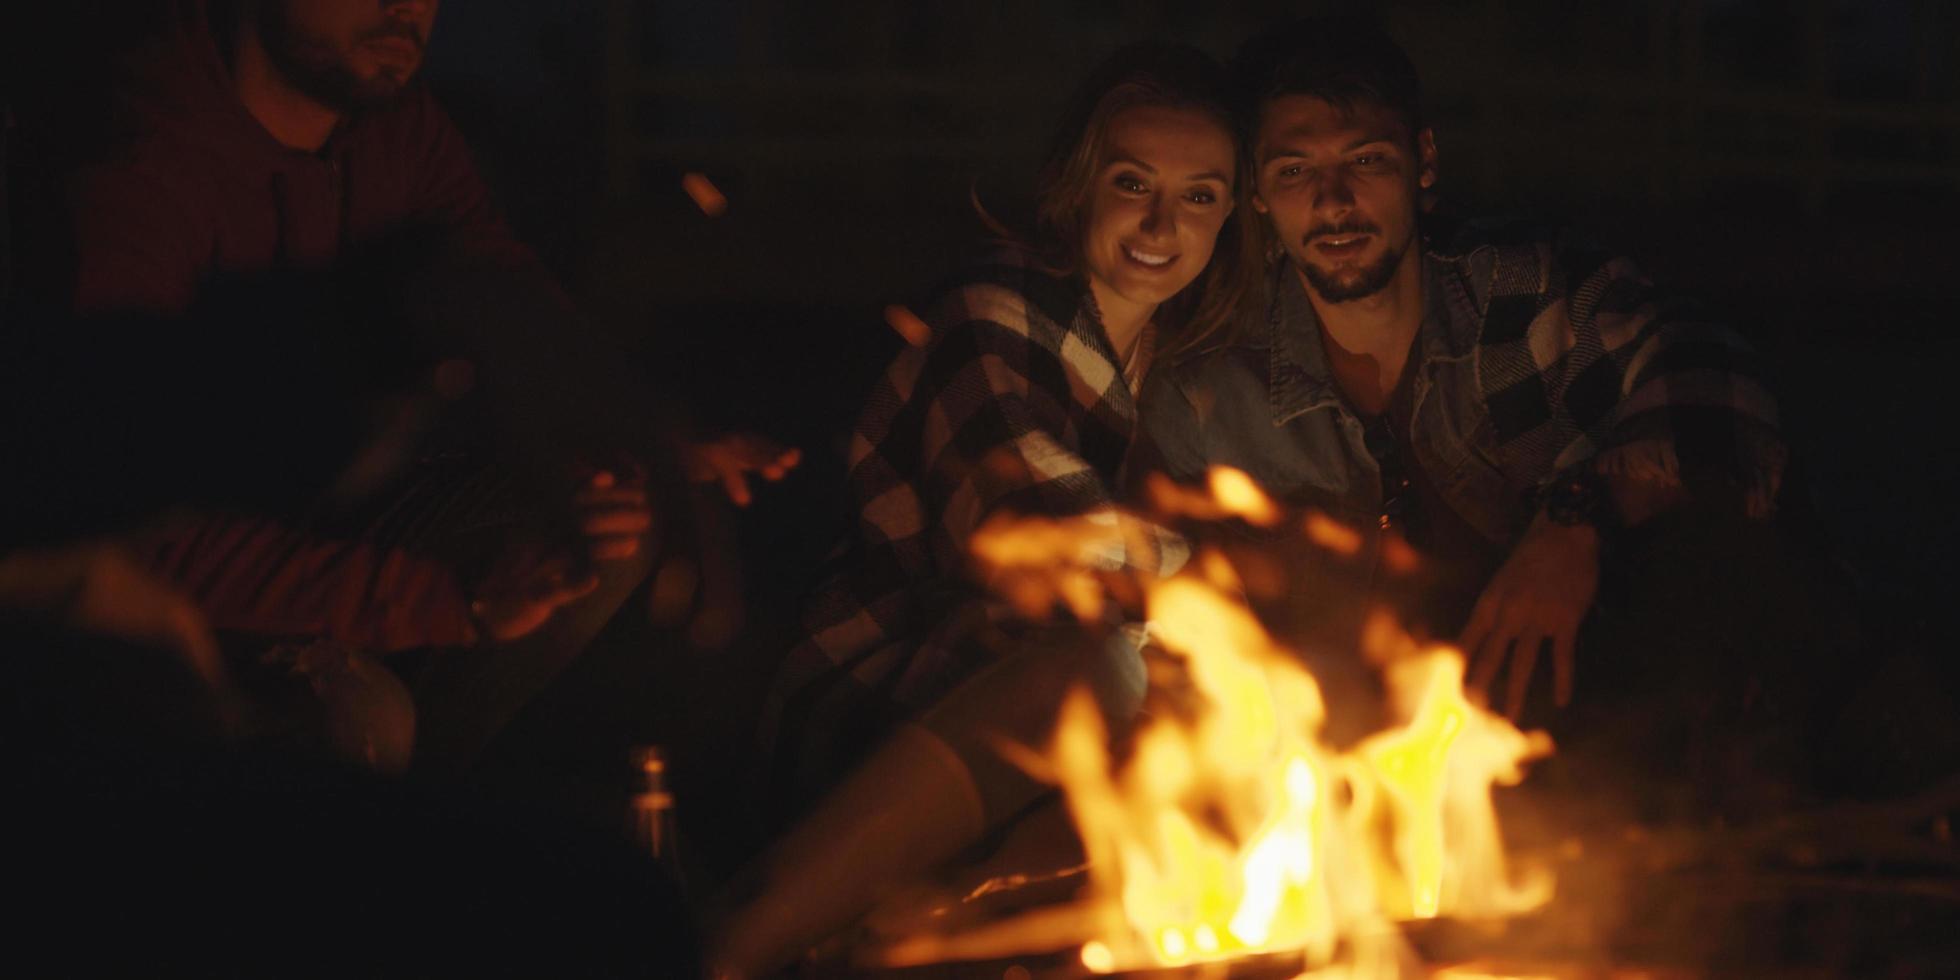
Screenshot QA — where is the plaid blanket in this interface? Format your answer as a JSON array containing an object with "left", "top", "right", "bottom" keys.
[
  {"left": 1454, "top": 219, "right": 1785, "bottom": 512},
  {"left": 764, "top": 250, "right": 1175, "bottom": 790}
]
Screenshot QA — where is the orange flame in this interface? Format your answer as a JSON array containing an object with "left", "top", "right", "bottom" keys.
[
  {"left": 1207, "top": 467, "right": 1281, "bottom": 526},
  {"left": 878, "top": 467, "right": 1554, "bottom": 976},
  {"left": 1052, "top": 576, "right": 1552, "bottom": 974},
  {"left": 681, "top": 172, "right": 728, "bottom": 216},
  {"left": 1144, "top": 467, "right": 1281, "bottom": 527},
  {"left": 1305, "top": 510, "right": 1365, "bottom": 556},
  {"left": 884, "top": 304, "right": 933, "bottom": 347}
]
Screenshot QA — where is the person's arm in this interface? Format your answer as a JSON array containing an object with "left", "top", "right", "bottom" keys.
[
  {"left": 1590, "top": 263, "right": 1784, "bottom": 520},
  {"left": 887, "top": 298, "right": 1184, "bottom": 613},
  {"left": 1464, "top": 244, "right": 1784, "bottom": 715},
  {"left": 1531, "top": 243, "right": 1783, "bottom": 519}
]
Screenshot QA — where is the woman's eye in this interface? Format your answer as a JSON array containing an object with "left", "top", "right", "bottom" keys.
[
  {"left": 1185, "top": 188, "right": 1217, "bottom": 205},
  {"left": 1114, "top": 174, "right": 1148, "bottom": 193}
]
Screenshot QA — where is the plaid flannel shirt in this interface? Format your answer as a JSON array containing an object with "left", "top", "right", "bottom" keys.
[
  {"left": 764, "top": 250, "right": 1177, "bottom": 787},
  {"left": 1139, "top": 216, "right": 1786, "bottom": 560},
  {"left": 1463, "top": 219, "right": 1784, "bottom": 510}
]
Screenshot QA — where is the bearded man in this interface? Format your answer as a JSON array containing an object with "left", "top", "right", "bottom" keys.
[
  {"left": 4, "top": 0, "right": 807, "bottom": 770},
  {"left": 1136, "top": 17, "right": 1825, "bottom": 763},
  {"left": 43, "top": 0, "right": 509, "bottom": 315}
]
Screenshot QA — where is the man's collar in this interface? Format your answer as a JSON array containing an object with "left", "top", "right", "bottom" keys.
[
  {"left": 1267, "top": 261, "right": 1343, "bottom": 425},
  {"left": 1266, "top": 255, "right": 1463, "bottom": 426}
]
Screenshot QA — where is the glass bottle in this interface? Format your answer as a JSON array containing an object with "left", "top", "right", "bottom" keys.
[{"left": 629, "top": 744, "right": 687, "bottom": 896}]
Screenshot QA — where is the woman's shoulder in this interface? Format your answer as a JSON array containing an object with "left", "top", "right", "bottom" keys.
[{"left": 926, "top": 246, "right": 1084, "bottom": 344}]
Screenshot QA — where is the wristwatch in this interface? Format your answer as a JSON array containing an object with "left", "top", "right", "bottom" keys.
[{"left": 1533, "top": 463, "right": 1613, "bottom": 529}]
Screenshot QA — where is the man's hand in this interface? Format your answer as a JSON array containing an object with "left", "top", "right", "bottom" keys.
[
  {"left": 1461, "top": 515, "right": 1601, "bottom": 718},
  {"left": 575, "top": 469, "right": 654, "bottom": 560},
  {"left": 683, "top": 433, "right": 801, "bottom": 507},
  {"left": 471, "top": 469, "right": 653, "bottom": 642},
  {"left": 470, "top": 550, "right": 601, "bottom": 643}
]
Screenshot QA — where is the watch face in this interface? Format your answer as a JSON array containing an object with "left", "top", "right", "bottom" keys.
[{"left": 1534, "top": 469, "right": 1594, "bottom": 526}]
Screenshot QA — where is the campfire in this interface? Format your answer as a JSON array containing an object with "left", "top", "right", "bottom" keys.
[{"left": 875, "top": 468, "right": 1558, "bottom": 977}]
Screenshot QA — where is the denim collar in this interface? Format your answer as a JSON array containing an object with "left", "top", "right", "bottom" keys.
[{"left": 1267, "top": 255, "right": 1469, "bottom": 426}]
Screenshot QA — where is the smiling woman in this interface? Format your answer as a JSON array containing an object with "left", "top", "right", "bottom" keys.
[
  {"left": 1080, "top": 104, "right": 1237, "bottom": 360},
  {"left": 726, "top": 42, "right": 1257, "bottom": 979},
  {"left": 765, "top": 41, "right": 1255, "bottom": 805},
  {"left": 1009, "top": 44, "right": 1259, "bottom": 361}
]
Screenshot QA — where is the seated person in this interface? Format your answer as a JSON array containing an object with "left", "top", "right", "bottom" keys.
[
  {"left": 4, "top": 0, "right": 792, "bottom": 768},
  {"left": 723, "top": 42, "right": 1257, "bottom": 976},
  {"left": 1138, "top": 18, "right": 1795, "bottom": 737}
]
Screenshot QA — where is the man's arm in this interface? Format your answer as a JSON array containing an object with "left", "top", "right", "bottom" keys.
[
  {"left": 1537, "top": 245, "right": 1784, "bottom": 520},
  {"left": 1591, "top": 266, "right": 1784, "bottom": 519},
  {"left": 1465, "top": 242, "right": 1785, "bottom": 715}
]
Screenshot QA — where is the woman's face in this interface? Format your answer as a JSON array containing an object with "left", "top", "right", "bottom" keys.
[{"left": 1080, "top": 104, "right": 1237, "bottom": 328}]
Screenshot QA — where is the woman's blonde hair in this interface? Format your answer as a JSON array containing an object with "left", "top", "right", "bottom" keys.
[{"left": 982, "top": 42, "right": 1257, "bottom": 358}]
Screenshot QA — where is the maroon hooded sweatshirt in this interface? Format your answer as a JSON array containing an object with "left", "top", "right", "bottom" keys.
[
  {"left": 56, "top": 1, "right": 560, "bottom": 650},
  {"left": 66, "top": 0, "right": 528, "bottom": 317}
]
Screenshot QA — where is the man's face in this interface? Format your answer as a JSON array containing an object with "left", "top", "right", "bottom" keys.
[
  {"left": 1252, "top": 95, "right": 1436, "bottom": 303},
  {"left": 259, "top": 0, "right": 440, "bottom": 110}
]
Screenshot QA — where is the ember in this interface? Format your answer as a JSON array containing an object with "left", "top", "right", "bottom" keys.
[
  {"left": 681, "top": 171, "right": 729, "bottom": 217},
  {"left": 884, "top": 304, "right": 934, "bottom": 348}
]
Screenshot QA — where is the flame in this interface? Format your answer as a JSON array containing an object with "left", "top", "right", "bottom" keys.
[
  {"left": 681, "top": 172, "right": 728, "bottom": 216},
  {"left": 967, "top": 506, "right": 1167, "bottom": 622},
  {"left": 884, "top": 304, "right": 933, "bottom": 347},
  {"left": 1144, "top": 466, "right": 1281, "bottom": 527},
  {"left": 1305, "top": 510, "right": 1365, "bottom": 556},
  {"left": 1207, "top": 467, "right": 1281, "bottom": 526},
  {"left": 1046, "top": 566, "right": 1553, "bottom": 975},
  {"left": 898, "top": 468, "right": 1556, "bottom": 978}
]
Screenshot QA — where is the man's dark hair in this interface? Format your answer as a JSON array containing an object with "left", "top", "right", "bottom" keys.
[{"left": 1232, "top": 15, "right": 1424, "bottom": 137}]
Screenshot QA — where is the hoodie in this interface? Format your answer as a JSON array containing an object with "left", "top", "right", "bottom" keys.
[
  {"left": 28, "top": 2, "right": 592, "bottom": 652},
  {"left": 63, "top": 0, "right": 528, "bottom": 316}
]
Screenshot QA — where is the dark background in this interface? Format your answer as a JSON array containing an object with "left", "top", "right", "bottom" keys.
[{"left": 409, "top": 0, "right": 1960, "bottom": 624}]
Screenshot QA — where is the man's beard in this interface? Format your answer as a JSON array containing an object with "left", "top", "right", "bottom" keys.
[
  {"left": 256, "top": 3, "right": 419, "bottom": 111},
  {"left": 1293, "top": 221, "right": 1405, "bottom": 303}
]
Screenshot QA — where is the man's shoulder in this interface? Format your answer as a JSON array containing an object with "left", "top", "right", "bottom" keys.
[
  {"left": 1423, "top": 213, "right": 1634, "bottom": 309},
  {"left": 1423, "top": 212, "right": 1568, "bottom": 263}
]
